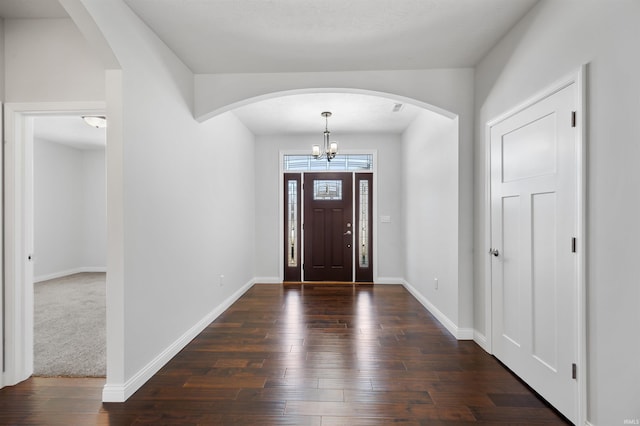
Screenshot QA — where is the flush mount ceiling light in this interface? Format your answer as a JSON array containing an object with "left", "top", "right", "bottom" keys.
[
  {"left": 312, "top": 111, "right": 338, "bottom": 162},
  {"left": 82, "top": 115, "right": 107, "bottom": 128}
]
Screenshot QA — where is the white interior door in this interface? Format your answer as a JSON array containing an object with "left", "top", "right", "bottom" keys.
[{"left": 490, "top": 83, "right": 578, "bottom": 423}]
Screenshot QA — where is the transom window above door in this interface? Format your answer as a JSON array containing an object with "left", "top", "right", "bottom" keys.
[{"left": 283, "top": 154, "right": 373, "bottom": 171}]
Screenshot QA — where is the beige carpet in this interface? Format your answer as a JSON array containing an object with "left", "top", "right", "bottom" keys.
[{"left": 34, "top": 272, "right": 106, "bottom": 377}]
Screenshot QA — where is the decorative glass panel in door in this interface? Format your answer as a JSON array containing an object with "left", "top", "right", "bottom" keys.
[
  {"left": 356, "top": 173, "right": 373, "bottom": 282},
  {"left": 283, "top": 174, "right": 301, "bottom": 281}
]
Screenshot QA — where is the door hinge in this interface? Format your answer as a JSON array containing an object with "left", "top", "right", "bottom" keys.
[
  {"left": 571, "top": 237, "right": 577, "bottom": 253},
  {"left": 572, "top": 363, "right": 577, "bottom": 380},
  {"left": 571, "top": 111, "right": 577, "bottom": 128}
]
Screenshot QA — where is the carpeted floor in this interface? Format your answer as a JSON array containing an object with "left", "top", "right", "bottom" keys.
[{"left": 34, "top": 272, "right": 106, "bottom": 377}]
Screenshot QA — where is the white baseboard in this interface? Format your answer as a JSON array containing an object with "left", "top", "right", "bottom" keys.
[
  {"left": 402, "top": 279, "right": 473, "bottom": 341},
  {"left": 253, "top": 277, "right": 281, "bottom": 284},
  {"left": 473, "top": 330, "right": 490, "bottom": 352},
  {"left": 374, "top": 277, "right": 404, "bottom": 285},
  {"left": 102, "top": 278, "right": 256, "bottom": 402},
  {"left": 457, "top": 327, "right": 475, "bottom": 340},
  {"left": 35, "top": 266, "right": 107, "bottom": 283}
]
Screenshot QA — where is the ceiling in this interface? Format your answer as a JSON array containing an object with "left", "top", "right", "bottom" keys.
[
  {"left": 0, "top": 0, "right": 68, "bottom": 19},
  {"left": 0, "top": 0, "right": 539, "bottom": 135},
  {"left": 123, "top": 0, "right": 538, "bottom": 74},
  {"left": 34, "top": 116, "right": 106, "bottom": 150},
  {"left": 234, "top": 92, "right": 422, "bottom": 135},
  {"left": 0, "top": 0, "right": 539, "bottom": 73}
]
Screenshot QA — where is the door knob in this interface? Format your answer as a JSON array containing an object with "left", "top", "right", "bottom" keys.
[
  {"left": 489, "top": 248, "right": 499, "bottom": 257},
  {"left": 344, "top": 230, "right": 352, "bottom": 235}
]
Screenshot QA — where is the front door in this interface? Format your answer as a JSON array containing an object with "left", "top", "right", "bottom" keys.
[
  {"left": 304, "top": 173, "right": 353, "bottom": 281},
  {"left": 490, "top": 83, "right": 578, "bottom": 422}
]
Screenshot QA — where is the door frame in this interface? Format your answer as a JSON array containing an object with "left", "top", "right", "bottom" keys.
[
  {"left": 483, "top": 66, "right": 587, "bottom": 425},
  {"left": 279, "top": 150, "right": 378, "bottom": 283},
  {"left": 1, "top": 102, "right": 106, "bottom": 389}
]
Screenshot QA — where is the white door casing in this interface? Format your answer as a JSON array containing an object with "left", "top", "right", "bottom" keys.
[
  {"left": 489, "top": 82, "right": 580, "bottom": 423},
  {"left": 3, "top": 109, "right": 36, "bottom": 387},
  {"left": 1, "top": 102, "right": 105, "bottom": 390}
]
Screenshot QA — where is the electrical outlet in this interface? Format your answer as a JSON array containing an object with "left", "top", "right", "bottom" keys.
[
  {"left": 434, "top": 278, "right": 439, "bottom": 290},
  {"left": 219, "top": 274, "right": 224, "bottom": 287}
]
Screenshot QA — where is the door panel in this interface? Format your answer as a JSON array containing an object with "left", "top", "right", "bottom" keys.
[
  {"left": 490, "top": 84, "right": 577, "bottom": 423},
  {"left": 311, "top": 208, "right": 326, "bottom": 267},
  {"left": 304, "top": 173, "right": 353, "bottom": 281},
  {"left": 531, "top": 192, "right": 558, "bottom": 371},
  {"left": 501, "top": 195, "right": 522, "bottom": 347}
]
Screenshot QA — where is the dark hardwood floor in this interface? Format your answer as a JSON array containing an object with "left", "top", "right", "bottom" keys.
[{"left": 0, "top": 284, "right": 569, "bottom": 425}]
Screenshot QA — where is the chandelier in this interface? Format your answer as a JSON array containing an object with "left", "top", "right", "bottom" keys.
[{"left": 312, "top": 111, "right": 338, "bottom": 161}]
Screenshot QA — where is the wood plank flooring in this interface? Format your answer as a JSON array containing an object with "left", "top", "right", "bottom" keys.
[{"left": 0, "top": 284, "right": 570, "bottom": 425}]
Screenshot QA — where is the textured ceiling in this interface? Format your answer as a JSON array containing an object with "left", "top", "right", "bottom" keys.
[{"left": 124, "top": 0, "right": 538, "bottom": 73}]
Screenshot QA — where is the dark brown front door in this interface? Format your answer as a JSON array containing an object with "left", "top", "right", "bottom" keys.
[{"left": 304, "top": 173, "right": 353, "bottom": 281}]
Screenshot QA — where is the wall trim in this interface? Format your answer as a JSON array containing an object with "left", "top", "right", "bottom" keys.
[
  {"left": 473, "top": 330, "right": 490, "bottom": 352},
  {"left": 34, "top": 267, "right": 107, "bottom": 283},
  {"left": 101, "top": 278, "right": 255, "bottom": 402},
  {"left": 253, "top": 277, "right": 281, "bottom": 284},
  {"left": 457, "top": 328, "right": 474, "bottom": 340},
  {"left": 374, "top": 277, "right": 404, "bottom": 285},
  {"left": 402, "top": 280, "right": 472, "bottom": 340}
]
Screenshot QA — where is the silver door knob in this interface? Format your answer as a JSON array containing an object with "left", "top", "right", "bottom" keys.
[
  {"left": 489, "top": 248, "right": 499, "bottom": 257},
  {"left": 344, "top": 230, "right": 352, "bottom": 235}
]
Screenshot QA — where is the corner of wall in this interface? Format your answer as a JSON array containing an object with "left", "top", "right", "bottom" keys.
[
  {"left": 472, "top": 330, "right": 489, "bottom": 353},
  {"left": 402, "top": 280, "right": 473, "bottom": 340}
]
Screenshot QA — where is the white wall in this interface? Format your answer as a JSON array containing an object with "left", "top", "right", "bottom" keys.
[
  {"left": 34, "top": 139, "right": 84, "bottom": 278},
  {"left": 402, "top": 111, "right": 462, "bottom": 333},
  {"left": 73, "top": 0, "right": 256, "bottom": 399},
  {"left": 3, "top": 18, "right": 104, "bottom": 102},
  {"left": 82, "top": 149, "right": 107, "bottom": 268},
  {"left": 474, "top": 1, "right": 640, "bottom": 424},
  {"left": 33, "top": 139, "right": 106, "bottom": 280},
  {"left": 253, "top": 132, "right": 403, "bottom": 282}
]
